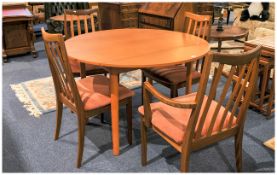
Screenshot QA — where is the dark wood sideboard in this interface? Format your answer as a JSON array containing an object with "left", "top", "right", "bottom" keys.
[
  {"left": 3, "top": 4, "right": 37, "bottom": 62},
  {"left": 98, "top": 3, "right": 141, "bottom": 30}
]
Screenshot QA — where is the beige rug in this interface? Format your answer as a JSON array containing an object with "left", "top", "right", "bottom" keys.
[
  {"left": 10, "top": 70, "right": 142, "bottom": 117},
  {"left": 264, "top": 137, "right": 275, "bottom": 150}
]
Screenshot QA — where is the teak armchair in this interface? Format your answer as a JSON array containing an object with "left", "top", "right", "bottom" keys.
[
  {"left": 63, "top": 9, "right": 107, "bottom": 78},
  {"left": 41, "top": 28, "right": 134, "bottom": 168},
  {"left": 142, "top": 12, "right": 212, "bottom": 99},
  {"left": 138, "top": 46, "right": 261, "bottom": 172}
]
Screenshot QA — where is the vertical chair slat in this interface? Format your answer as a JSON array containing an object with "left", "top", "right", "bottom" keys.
[
  {"left": 195, "top": 64, "right": 224, "bottom": 139},
  {"left": 54, "top": 44, "right": 75, "bottom": 102},
  {"left": 90, "top": 14, "right": 96, "bottom": 32},
  {"left": 227, "top": 61, "right": 255, "bottom": 128},
  {"left": 198, "top": 21, "right": 203, "bottom": 38},
  {"left": 192, "top": 21, "right": 198, "bottom": 36},
  {"left": 70, "top": 15, "right": 74, "bottom": 38},
  {"left": 187, "top": 18, "right": 192, "bottom": 34},
  {"left": 64, "top": 14, "right": 69, "bottom": 39},
  {"left": 218, "top": 65, "right": 247, "bottom": 131},
  {"left": 207, "top": 66, "right": 236, "bottom": 136},
  {"left": 202, "top": 21, "right": 208, "bottom": 39},
  {"left": 84, "top": 15, "right": 88, "bottom": 33},
  {"left": 77, "top": 15, "right": 81, "bottom": 35}
]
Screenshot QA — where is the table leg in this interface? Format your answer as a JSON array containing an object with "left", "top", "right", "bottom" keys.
[
  {"left": 218, "top": 40, "right": 222, "bottom": 52},
  {"left": 185, "top": 62, "right": 192, "bottom": 94},
  {"left": 110, "top": 72, "right": 120, "bottom": 155}
]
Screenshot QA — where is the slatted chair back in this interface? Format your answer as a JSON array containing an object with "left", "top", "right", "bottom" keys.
[
  {"left": 184, "top": 12, "right": 212, "bottom": 72},
  {"left": 64, "top": 9, "right": 99, "bottom": 40},
  {"left": 41, "top": 28, "right": 82, "bottom": 110},
  {"left": 184, "top": 11, "right": 212, "bottom": 41},
  {"left": 191, "top": 46, "right": 261, "bottom": 143}
]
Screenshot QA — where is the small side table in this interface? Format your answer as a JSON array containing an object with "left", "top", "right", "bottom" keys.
[
  {"left": 210, "top": 26, "right": 249, "bottom": 52},
  {"left": 3, "top": 5, "right": 37, "bottom": 62}
]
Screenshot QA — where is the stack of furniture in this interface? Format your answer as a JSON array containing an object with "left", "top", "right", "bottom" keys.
[
  {"left": 2, "top": 3, "right": 37, "bottom": 62},
  {"left": 98, "top": 3, "right": 141, "bottom": 30},
  {"left": 245, "top": 36, "right": 275, "bottom": 117},
  {"left": 44, "top": 2, "right": 89, "bottom": 33},
  {"left": 138, "top": 2, "right": 213, "bottom": 32}
]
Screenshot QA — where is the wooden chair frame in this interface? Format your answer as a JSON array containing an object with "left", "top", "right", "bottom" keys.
[
  {"left": 41, "top": 28, "right": 133, "bottom": 168},
  {"left": 141, "top": 12, "right": 212, "bottom": 99},
  {"left": 140, "top": 46, "right": 261, "bottom": 172},
  {"left": 63, "top": 9, "right": 107, "bottom": 78},
  {"left": 64, "top": 8, "right": 101, "bottom": 39}
]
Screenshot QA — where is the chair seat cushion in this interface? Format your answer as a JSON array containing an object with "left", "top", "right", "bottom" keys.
[
  {"left": 143, "top": 65, "right": 201, "bottom": 85},
  {"left": 77, "top": 75, "right": 134, "bottom": 111},
  {"left": 138, "top": 93, "right": 237, "bottom": 144},
  {"left": 69, "top": 58, "right": 105, "bottom": 74}
]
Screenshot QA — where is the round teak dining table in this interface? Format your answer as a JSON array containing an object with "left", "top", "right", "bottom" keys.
[{"left": 65, "top": 28, "right": 210, "bottom": 156}]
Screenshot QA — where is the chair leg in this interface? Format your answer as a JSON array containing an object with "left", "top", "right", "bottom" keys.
[
  {"left": 141, "top": 71, "right": 146, "bottom": 105},
  {"left": 76, "top": 114, "right": 86, "bottom": 168},
  {"left": 266, "top": 72, "right": 274, "bottom": 117},
  {"left": 180, "top": 149, "right": 190, "bottom": 172},
  {"left": 259, "top": 65, "right": 269, "bottom": 111},
  {"left": 141, "top": 118, "right": 148, "bottom": 166},
  {"left": 235, "top": 133, "right": 243, "bottom": 172},
  {"left": 170, "top": 86, "right": 178, "bottom": 98},
  {"left": 126, "top": 99, "right": 133, "bottom": 145},
  {"left": 54, "top": 100, "right": 63, "bottom": 140},
  {"left": 100, "top": 113, "right": 105, "bottom": 123}
]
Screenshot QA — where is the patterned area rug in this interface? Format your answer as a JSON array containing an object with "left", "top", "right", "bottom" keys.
[{"left": 10, "top": 70, "right": 142, "bottom": 117}]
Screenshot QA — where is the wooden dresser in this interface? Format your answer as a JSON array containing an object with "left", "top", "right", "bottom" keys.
[
  {"left": 138, "top": 3, "right": 213, "bottom": 32},
  {"left": 3, "top": 3, "right": 37, "bottom": 62},
  {"left": 98, "top": 3, "right": 141, "bottom": 30}
]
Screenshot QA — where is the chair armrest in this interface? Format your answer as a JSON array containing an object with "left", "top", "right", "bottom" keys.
[
  {"left": 144, "top": 81, "right": 197, "bottom": 109},
  {"left": 142, "top": 81, "right": 196, "bottom": 127}
]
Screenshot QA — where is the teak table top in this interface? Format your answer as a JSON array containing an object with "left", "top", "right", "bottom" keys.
[
  {"left": 210, "top": 26, "right": 249, "bottom": 41},
  {"left": 65, "top": 28, "right": 210, "bottom": 156},
  {"left": 65, "top": 28, "right": 210, "bottom": 68}
]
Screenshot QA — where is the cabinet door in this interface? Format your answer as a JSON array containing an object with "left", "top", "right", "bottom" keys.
[{"left": 3, "top": 22, "right": 30, "bottom": 49}]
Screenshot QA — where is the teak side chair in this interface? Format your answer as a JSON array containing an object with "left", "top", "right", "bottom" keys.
[
  {"left": 141, "top": 12, "right": 212, "bottom": 99},
  {"left": 41, "top": 28, "right": 134, "bottom": 168},
  {"left": 63, "top": 9, "right": 107, "bottom": 78},
  {"left": 138, "top": 46, "right": 261, "bottom": 172}
]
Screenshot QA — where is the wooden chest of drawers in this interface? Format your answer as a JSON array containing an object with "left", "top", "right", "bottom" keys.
[{"left": 98, "top": 3, "right": 141, "bottom": 30}]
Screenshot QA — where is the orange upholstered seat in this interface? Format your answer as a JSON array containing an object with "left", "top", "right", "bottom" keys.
[
  {"left": 143, "top": 65, "right": 201, "bottom": 84},
  {"left": 77, "top": 75, "right": 135, "bottom": 111},
  {"left": 138, "top": 92, "right": 237, "bottom": 144}
]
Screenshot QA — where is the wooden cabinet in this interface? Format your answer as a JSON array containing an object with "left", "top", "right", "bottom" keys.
[
  {"left": 138, "top": 3, "right": 213, "bottom": 32},
  {"left": 2, "top": 4, "right": 37, "bottom": 62},
  {"left": 98, "top": 3, "right": 141, "bottom": 30}
]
